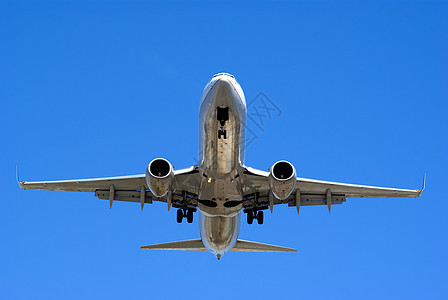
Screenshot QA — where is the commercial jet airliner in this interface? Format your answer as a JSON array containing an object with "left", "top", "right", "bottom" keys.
[{"left": 19, "top": 73, "right": 424, "bottom": 259}]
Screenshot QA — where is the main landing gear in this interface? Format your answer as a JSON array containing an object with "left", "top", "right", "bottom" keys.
[
  {"left": 177, "top": 209, "right": 193, "bottom": 223},
  {"left": 247, "top": 211, "right": 264, "bottom": 225},
  {"left": 217, "top": 107, "right": 229, "bottom": 139}
]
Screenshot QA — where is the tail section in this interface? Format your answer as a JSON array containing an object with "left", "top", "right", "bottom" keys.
[{"left": 141, "top": 239, "right": 296, "bottom": 253}]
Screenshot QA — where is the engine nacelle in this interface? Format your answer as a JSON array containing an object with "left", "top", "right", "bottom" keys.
[
  {"left": 268, "top": 160, "right": 297, "bottom": 200},
  {"left": 146, "top": 158, "right": 174, "bottom": 197}
]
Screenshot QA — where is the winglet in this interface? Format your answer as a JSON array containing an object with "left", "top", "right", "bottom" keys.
[
  {"left": 418, "top": 174, "right": 426, "bottom": 196},
  {"left": 16, "top": 166, "right": 26, "bottom": 189}
]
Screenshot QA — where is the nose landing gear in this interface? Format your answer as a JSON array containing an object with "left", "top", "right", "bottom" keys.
[
  {"left": 177, "top": 208, "right": 194, "bottom": 223},
  {"left": 246, "top": 210, "right": 264, "bottom": 225},
  {"left": 218, "top": 128, "right": 227, "bottom": 139}
]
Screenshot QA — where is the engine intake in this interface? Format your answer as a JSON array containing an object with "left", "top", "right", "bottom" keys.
[
  {"left": 146, "top": 158, "right": 174, "bottom": 197},
  {"left": 268, "top": 160, "right": 297, "bottom": 200}
]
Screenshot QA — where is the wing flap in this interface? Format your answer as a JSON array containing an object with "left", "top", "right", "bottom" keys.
[{"left": 95, "top": 189, "right": 153, "bottom": 203}]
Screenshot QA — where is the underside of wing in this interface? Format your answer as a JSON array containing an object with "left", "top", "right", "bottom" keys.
[
  {"left": 243, "top": 166, "right": 422, "bottom": 198},
  {"left": 19, "top": 174, "right": 146, "bottom": 192},
  {"left": 296, "top": 177, "right": 422, "bottom": 198},
  {"left": 18, "top": 167, "right": 201, "bottom": 208},
  {"left": 242, "top": 166, "right": 423, "bottom": 212}
]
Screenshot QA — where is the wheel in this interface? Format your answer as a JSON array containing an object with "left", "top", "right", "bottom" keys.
[
  {"left": 176, "top": 209, "right": 183, "bottom": 223},
  {"left": 186, "top": 210, "right": 193, "bottom": 223},
  {"left": 257, "top": 211, "right": 264, "bottom": 225},
  {"left": 223, "top": 130, "right": 227, "bottom": 139},
  {"left": 247, "top": 212, "right": 253, "bottom": 224}
]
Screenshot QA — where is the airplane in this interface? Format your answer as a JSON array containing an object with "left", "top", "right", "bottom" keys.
[{"left": 19, "top": 72, "right": 424, "bottom": 260}]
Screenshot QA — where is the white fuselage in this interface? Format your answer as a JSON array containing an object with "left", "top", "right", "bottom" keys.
[{"left": 197, "top": 73, "right": 247, "bottom": 257}]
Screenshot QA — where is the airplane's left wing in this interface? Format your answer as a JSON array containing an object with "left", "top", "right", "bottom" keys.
[
  {"left": 242, "top": 166, "right": 424, "bottom": 212},
  {"left": 19, "top": 167, "right": 200, "bottom": 209}
]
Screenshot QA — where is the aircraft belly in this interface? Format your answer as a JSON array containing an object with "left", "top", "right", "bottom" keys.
[
  {"left": 197, "top": 76, "right": 246, "bottom": 216},
  {"left": 196, "top": 75, "right": 247, "bottom": 254}
]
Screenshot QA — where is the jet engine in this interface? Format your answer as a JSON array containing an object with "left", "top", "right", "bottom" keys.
[
  {"left": 268, "top": 160, "right": 297, "bottom": 200},
  {"left": 146, "top": 158, "right": 174, "bottom": 197}
]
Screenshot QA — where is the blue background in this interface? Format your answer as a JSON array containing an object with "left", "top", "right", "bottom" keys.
[{"left": 1, "top": 1, "right": 447, "bottom": 299}]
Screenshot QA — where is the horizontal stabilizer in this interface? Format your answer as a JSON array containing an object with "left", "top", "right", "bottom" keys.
[
  {"left": 141, "top": 239, "right": 207, "bottom": 251},
  {"left": 231, "top": 239, "right": 297, "bottom": 253},
  {"left": 141, "top": 239, "right": 296, "bottom": 253}
]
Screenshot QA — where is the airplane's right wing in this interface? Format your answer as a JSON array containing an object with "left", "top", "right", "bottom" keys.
[{"left": 19, "top": 166, "right": 200, "bottom": 210}]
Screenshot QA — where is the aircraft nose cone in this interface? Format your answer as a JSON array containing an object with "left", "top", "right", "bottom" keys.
[
  {"left": 214, "top": 77, "right": 233, "bottom": 90},
  {"left": 211, "top": 78, "right": 234, "bottom": 103}
]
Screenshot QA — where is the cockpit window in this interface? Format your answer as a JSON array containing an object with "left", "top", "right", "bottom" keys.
[{"left": 213, "top": 73, "right": 234, "bottom": 78}]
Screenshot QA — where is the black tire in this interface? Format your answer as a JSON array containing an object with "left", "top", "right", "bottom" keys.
[
  {"left": 247, "top": 212, "right": 253, "bottom": 224},
  {"left": 257, "top": 211, "right": 264, "bottom": 225},
  {"left": 187, "top": 210, "right": 193, "bottom": 223},
  {"left": 177, "top": 209, "right": 183, "bottom": 223}
]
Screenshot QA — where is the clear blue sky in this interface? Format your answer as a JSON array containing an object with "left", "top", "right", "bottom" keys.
[{"left": 1, "top": 1, "right": 447, "bottom": 299}]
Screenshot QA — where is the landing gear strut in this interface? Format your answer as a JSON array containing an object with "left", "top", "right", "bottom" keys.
[
  {"left": 246, "top": 210, "right": 264, "bottom": 225},
  {"left": 177, "top": 208, "right": 194, "bottom": 223}
]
